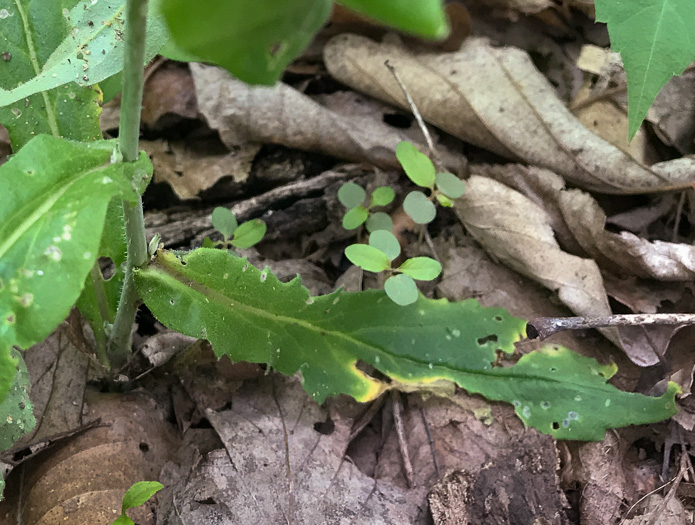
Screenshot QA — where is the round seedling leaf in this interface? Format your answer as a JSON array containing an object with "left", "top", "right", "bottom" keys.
[
  {"left": 435, "top": 172, "right": 465, "bottom": 199},
  {"left": 365, "top": 212, "right": 393, "bottom": 233},
  {"left": 384, "top": 274, "right": 418, "bottom": 306},
  {"left": 342, "top": 206, "right": 369, "bottom": 230},
  {"left": 399, "top": 257, "right": 442, "bottom": 281},
  {"left": 338, "top": 182, "right": 366, "bottom": 209},
  {"left": 436, "top": 193, "right": 454, "bottom": 207},
  {"left": 404, "top": 191, "right": 436, "bottom": 224},
  {"left": 231, "top": 219, "right": 266, "bottom": 249},
  {"left": 211, "top": 207, "right": 238, "bottom": 239},
  {"left": 369, "top": 230, "right": 401, "bottom": 261},
  {"left": 345, "top": 244, "right": 390, "bottom": 273},
  {"left": 370, "top": 186, "right": 395, "bottom": 207},
  {"left": 395, "top": 141, "right": 435, "bottom": 188}
]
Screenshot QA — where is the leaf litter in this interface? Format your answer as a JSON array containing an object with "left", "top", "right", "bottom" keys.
[{"left": 11, "top": 4, "right": 695, "bottom": 523}]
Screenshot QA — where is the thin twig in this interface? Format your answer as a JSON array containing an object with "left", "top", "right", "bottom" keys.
[
  {"left": 384, "top": 60, "right": 440, "bottom": 167},
  {"left": 526, "top": 313, "right": 695, "bottom": 340},
  {"left": 419, "top": 406, "right": 440, "bottom": 478},
  {"left": 391, "top": 391, "right": 415, "bottom": 488},
  {"left": 672, "top": 190, "right": 687, "bottom": 243}
]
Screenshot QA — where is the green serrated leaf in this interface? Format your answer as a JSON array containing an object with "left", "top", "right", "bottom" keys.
[
  {"left": 0, "top": 349, "right": 35, "bottom": 451},
  {"left": 231, "top": 220, "right": 267, "bottom": 249},
  {"left": 342, "top": 206, "right": 369, "bottom": 230},
  {"left": 162, "top": 0, "right": 332, "bottom": 85},
  {"left": 384, "top": 273, "right": 418, "bottom": 306},
  {"left": 135, "top": 250, "right": 678, "bottom": 439},
  {"left": 396, "top": 141, "right": 435, "bottom": 188},
  {"left": 369, "top": 230, "right": 400, "bottom": 261},
  {"left": 0, "top": 136, "right": 152, "bottom": 349},
  {"left": 365, "top": 212, "right": 393, "bottom": 233},
  {"left": 338, "top": 182, "right": 366, "bottom": 209},
  {"left": 435, "top": 172, "right": 465, "bottom": 199},
  {"left": 0, "top": 0, "right": 168, "bottom": 110},
  {"left": 370, "top": 186, "right": 395, "bottom": 207},
  {"left": 345, "top": 244, "right": 390, "bottom": 272},
  {"left": 121, "top": 481, "right": 164, "bottom": 513},
  {"left": 399, "top": 257, "right": 442, "bottom": 280},
  {"left": 337, "top": 0, "right": 449, "bottom": 39},
  {"left": 404, "top": 191, "right": 436, "bottom": 224},
  {"left": 595, "top": 0, "right": 695, "bottom": 139},
  {"left": 211, "top": 207, "right": 238, "bottom": 239}
]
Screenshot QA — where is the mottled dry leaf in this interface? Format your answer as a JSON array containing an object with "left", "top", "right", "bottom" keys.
[
  {"left": 190, "top": 63, "right": 460, "bottom": 172},
  {"left": 142, "top": 139, "right": 258, "bottom": 200},
  {"left": 324, "top": 34, "right": 695, "bottom": 194},
  {"left": 455, "top": 175, "right": 660, "bottom": 365}
]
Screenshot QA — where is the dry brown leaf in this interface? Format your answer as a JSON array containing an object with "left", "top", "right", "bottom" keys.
[
  {"left": 647, "top": 70, "right": 695, "bottom": 155},
  {"left": 455, "top": 175, "right": 660, "bottom": 365},
  {"left": 190, "top": 63, "right": 461, "bottom": 172},
  {"left": 142, "top": 139, "right": 258, "bottom": 201},
  {"left": 324, "top": 34, "right": 695, "bottom": 194}
]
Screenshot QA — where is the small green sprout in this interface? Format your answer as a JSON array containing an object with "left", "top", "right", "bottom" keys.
[
  {"left": 395, "top": 141, "right": 465, "bottom": 224},
  {"left": 345, "top": 230, "right": 442, "bottom": 306},
  {"left": 206, "top": 206, "right": 267, "bottom": 250},
  {"left": 338, "top": 182, "right": 395, "bottom": 232},
  {"left": 110, "top": 481, "right": 163, "bottom": 525}
]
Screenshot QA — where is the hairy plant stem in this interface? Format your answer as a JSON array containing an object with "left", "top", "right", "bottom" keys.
[{"left": 106, "top": 0, "right": 149, "bottom": 368}]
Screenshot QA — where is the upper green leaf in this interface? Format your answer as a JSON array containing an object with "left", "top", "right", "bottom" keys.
[
  {"left": 369, "top": 230, "right": 400, "bottom": 261},
  {"left": 403, "top": 191, "right": 436, "bottom": 224},
  {"left": 435, "top": 172, "right": 465, "bottom": 199},
  {"left": 135, "top": 249, "right": 678, "bottom": 440},
  {"left": 231, "top": 220, "right": 267, "bottom": 250},
  {"left": 0, "top": 0, "right": 168, "bottom": 111},
  {"left": 338, "top": 182, "right": 366, "bottom": 209},
  {"left": 211, "top": 207, "right": 238, "bottom": 239},
  {"left": 0, "top": 135, "right": 152, "bottom": 349},
  {"left": 396, "top": 141, "right": 435, "bottom": 188},
  {"left": 398, "top": 257, "right": 442, "bottom": 280},
  {"left": 338, "top": 0, "right": 449, "bottom": 39},
  {"left": 161, "top": 0, "right": 333, "bottom": 85},
  {"left": 370, "top": 186, "right": 395, "bottom": 207},
  {"left": 595, "top": 0, "right": 695, "bottom": 139},
  {"left": 121, "top": 481, "right": 164, "bottom": 513}
]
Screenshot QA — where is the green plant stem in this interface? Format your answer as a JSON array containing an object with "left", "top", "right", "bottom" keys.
[
  {"left": 106, "top": 0, "right": 149, "bottom": 369},
  {"left": 89, "top": 263, "right": 110, "bottom": 366}
]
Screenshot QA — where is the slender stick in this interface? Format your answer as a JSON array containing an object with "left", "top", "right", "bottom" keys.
[
  {"left": 107, "top": 0, "right": 149, "bottom": 368},
  {"left": 526, "top": 313, "right": 695, "bottom": 340}
]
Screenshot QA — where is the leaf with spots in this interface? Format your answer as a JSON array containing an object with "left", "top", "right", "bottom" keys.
[
  {"left": 0, "top": 135, "right": 152, "bottom": 350},
  {"left": 135, "top": 249, "right": 678, "bottom": 440},
  {"left": 0, "top": 0, "right": 169, "bottom": 129}
]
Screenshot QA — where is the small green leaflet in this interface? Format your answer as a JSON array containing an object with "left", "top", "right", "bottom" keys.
[
  {"left": 0, "top": 136, "right": 152, "bottom": 349},
  {"left": 337, "top": 0, "right": 449, "bottom": 39},
  {"left": 111, "top": 480, "right": 163, "bottom": 524},
  {"left": 595, "top": 0, "right": 695, "bottom": 139},
  {"left": 135, "top": 249, "right": 678, "bottom": 440}
]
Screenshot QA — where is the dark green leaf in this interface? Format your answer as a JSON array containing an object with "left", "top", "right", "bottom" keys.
[
  {"left": 0, "top": 344, "right": 16, "bottom": 406},
  {"left": 0, "top": 349, "right": 35, "bottom": 452},
  {"left": 231, "top": 220, "right": 267, "bottom": 249},
  {"left": 345, "top": 244, "right": 390, "bottom": 272},
  {"left": 384, "top": 273, "right": 418, "bottom": 306},
  {"left": 338, "top": 182, "right": 366, "bottom": 209},
  {"left": 0, "top": 136, "right": 152, "bottom": 349},
  {"left": 211, "top": 207, "right": 238, "bottom": 239},
  {"left": 162, "top": 0, "right": 332, "bottom": 85},
  {"left": 396, "top": 141, "right": 435, "bottom": 188},
  {"left": 338, "top": 0, "right": 449, "bottom": 39},
  {"left": 403, "top": 191, "right": 436, "bottom": 224}
]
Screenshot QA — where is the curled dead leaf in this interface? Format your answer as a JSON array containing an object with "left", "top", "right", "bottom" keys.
[{"left": 324, "top": 34, "right": 695, "bottom": 194}]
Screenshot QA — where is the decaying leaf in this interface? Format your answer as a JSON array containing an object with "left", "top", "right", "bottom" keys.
[
  {"left": 324, "top": 34, "right": 695, "bottom": 194},
  {"left": 189, "top": 63, "right": 461, "bottom": 172},
  {"left": 455, "top": 175, "right": 662, "bottom": 366},
  {"left": 142, "top": 139, "right": 259, "bottom": 200}
]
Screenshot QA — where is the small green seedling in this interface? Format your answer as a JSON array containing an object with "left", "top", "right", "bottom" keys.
[
  {"left": 205, "top": 207, "right": 267, "bottom": 250},
  {"left": 395, "top": 141, "right": 465, "bottom": 224},
  {"left": 110, "top": 481, "right": 163, "bottom": 525},
  {"left": 338, "top": 182, "right": 395, "bottom": 232},
  {"left": 345, "top": 230, "right": 442, "bottom": 306}
]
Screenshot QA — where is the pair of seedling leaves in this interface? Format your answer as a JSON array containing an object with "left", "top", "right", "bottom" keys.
[{"left": 0, "top": 1, "right": 681, "bottom": 483}]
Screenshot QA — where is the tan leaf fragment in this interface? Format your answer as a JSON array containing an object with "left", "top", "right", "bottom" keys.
[
  {"left": 324, "top": 34, "right": 695, "bottom": 194},
  {"left": 189, "top": 63, "right": 461, "bottom": 172},
  {"left": 455, "top": 175, "right": 660, "bottom": 365},
  {"left": 142, "top": 139, "right": 259, "bottom": 200}
]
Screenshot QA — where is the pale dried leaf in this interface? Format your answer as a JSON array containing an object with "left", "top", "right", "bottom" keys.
[
  {"left": 455, "top": 175, "right": 660, "bottom": 365},
  {"left": 190, "top": 63, "right": 461, "bottom": 172},
  {"left": 324, "top": 35, "right": 695, "bottom": 194}
]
